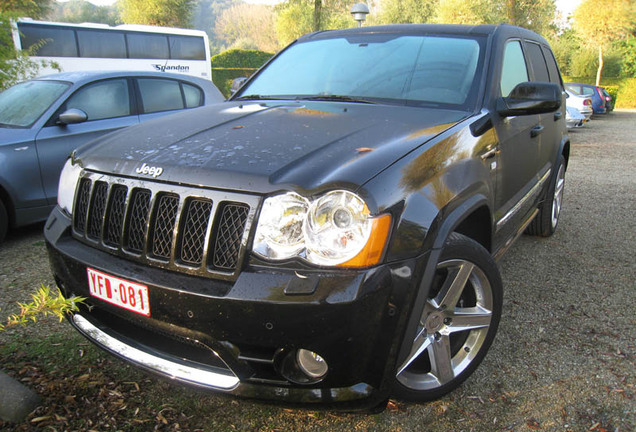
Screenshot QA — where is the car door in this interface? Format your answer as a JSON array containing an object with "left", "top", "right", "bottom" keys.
[
  {"left": 35, "top": 78, "right": 139, "bottom": 204},
  {"left": 524, "top": 41, "right": 564, "bottom": 177},
  {"left": 136, "top": 78, "right": 204, "bottom": 122},
  {"left": 491, "top": 39, "right": 542, "bottom": 238}
]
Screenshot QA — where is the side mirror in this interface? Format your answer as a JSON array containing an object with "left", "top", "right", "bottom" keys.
[
  {"left": 496, "top": 82, "right": 562, "bottom": 117},
  {"left": 58, "top": 108, "right": 88, "bottom": 125},
  {"left": 230, "top": 77, "right": 248, "bottom": 95}
]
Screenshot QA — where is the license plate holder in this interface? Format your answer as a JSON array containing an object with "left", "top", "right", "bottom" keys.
[{"left": 87, "top": 267, "right": 151, "bottom": 316}]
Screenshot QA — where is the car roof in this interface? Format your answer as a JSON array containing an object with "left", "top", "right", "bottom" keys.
[
  {"left": 35, "top": 71, "right": 211, "bottom": 86},
  {"left": 298, "top": 23, "right": 548, "bottom": 44}
]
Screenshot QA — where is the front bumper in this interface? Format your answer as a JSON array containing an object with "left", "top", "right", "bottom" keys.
[{"left": 45, "top": 206, "right": 429, "bottom": 410}]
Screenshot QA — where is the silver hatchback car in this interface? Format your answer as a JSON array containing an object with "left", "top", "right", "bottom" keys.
[{"left": 0, "top": 71, "right": 223, "bottom": 242}]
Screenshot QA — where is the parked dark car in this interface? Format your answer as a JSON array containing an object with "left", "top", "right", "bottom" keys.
[
  {"left": 0, "top": 71, "right": 224, "bottom": 242},
  {"left": 601, "top": 88, "right": 615, "bottom": 112},
  {"left": 45, "top": 24, "right": 568, "bottom": 411},
  {"left": 565, "top": 82, "right": 608, "bottom": 114}
]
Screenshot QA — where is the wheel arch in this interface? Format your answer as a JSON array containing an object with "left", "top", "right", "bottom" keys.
[{"left": 0, "top": 183, "right": 15, "bottom": 228}]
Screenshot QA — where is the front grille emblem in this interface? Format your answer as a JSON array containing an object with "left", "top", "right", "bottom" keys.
[{"left": 135, "top": 163, "right": 164, "bottom": 178}]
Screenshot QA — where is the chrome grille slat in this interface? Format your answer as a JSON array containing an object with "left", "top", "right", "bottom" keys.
[{"left": 71, "top": 173, "right": 258, "bottom": 282}]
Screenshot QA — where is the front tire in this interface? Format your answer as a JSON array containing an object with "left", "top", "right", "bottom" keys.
[
  {"left": 0, "top": 200, "right": 7, "bottom": 243},
  {"left": 526, "top": 155, "right": 566, "bottom": 237},
  {"left": 393, "top": 233, "right": 502, "bottom": 402}
]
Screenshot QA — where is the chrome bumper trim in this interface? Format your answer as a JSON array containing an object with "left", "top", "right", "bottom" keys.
[{"left": 72, "top": 314, "right": 240, "bottom": 390}]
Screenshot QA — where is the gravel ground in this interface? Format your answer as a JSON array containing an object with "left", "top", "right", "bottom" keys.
[{"left": 0, "top": 110, "right": 634, "bottom": 431}]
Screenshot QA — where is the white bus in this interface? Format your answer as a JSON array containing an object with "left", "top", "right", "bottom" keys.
[{"left": 11, "top": 19, "right": 212, "bottom": 80}]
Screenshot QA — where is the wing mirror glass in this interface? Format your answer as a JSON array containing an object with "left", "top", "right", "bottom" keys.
[
  {"left": 58, "top": 108, "right": 88, "bottom": 125},
  {"left": 497, "top": 82, "right": 562, "bottom": 117}
]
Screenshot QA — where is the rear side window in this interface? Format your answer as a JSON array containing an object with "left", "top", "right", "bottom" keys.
[
  {"left": 127, "top": 34, "right": 169, "bottom": 59},
  {"left": 169, "top": 36, "right": 205, "bottom": 60},
  {"left": 500, "top": 40, "right": 529, "bottom": 96},
  {"left": 138, "top": 79, "right": 184, "bottom": 113},
  {"left": 525, "top": 42, "right": 550, "bottom": 82},
  {"left": 542, "top": 47, "right": 562, "bottom": 85},
  {"left": 183, "top": 84, "right": 203, "bottom": 108},
  {"left": 66, "top": 79, "right": 131, "bottom": 121},
  {"left": 78, "top": 30, "right": 126, "bottom": 58},
  {"left": 18, "top": 23, "right": 77, "bottom": 57}
]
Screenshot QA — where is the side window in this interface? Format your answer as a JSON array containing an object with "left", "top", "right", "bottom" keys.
[
  {"left": 581, "top": 87, "right": 595, "bottom": 96},
  {"left": 500, "top": 40, "right": 529, "bottom": 96},
  {"left": 66, "top": 79, "right": 131, "bottom": 121},
  {"left": 542, "top": 47, "right": 563, "bottom": 85},
  {"left": 182, "top": 84, "right": 203, "bottom": 108},
  {"left": 525, "top": 42, "right": 550, "bottom": 82},
  {"left": 78, "top": 30, "right": 126, "bottom": 58},
  {"left": 138, "top": 79, "right": 184, "bottom": 113},
  {"left": 169, "top": 36, "right": 206, "bottom": 60},
  {"left": 18, "top": 24, "right": 77, "bottom": 57},
  {"left": 127, "top": 34, "right": 169, "bottom": 59}
]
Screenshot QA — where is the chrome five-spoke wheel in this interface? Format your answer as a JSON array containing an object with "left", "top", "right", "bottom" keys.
[{"left": 393, "top": 233, "right": 502, "bottom": 401}]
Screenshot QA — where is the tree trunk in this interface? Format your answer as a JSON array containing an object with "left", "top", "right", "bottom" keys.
[
  {"left": 313, "top": 0, "right": 322, "bottom": 31},
  {"left": 596, "top": 45, "right": 603, "bottom": 87}
]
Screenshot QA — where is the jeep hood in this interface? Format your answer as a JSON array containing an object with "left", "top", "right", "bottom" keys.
[{"left": 75, "top": 101, "right": 467, "bottom": 194}]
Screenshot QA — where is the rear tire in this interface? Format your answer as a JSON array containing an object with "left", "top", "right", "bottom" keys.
[
  {"left": 526, "top": 155, "right": 566, "bottom": 237},
  {"left": 392, "top": 233, "right": 502, "bottom": 402},
  {"left": 0, "top": 200, "right": 7, "bottom": 243}
]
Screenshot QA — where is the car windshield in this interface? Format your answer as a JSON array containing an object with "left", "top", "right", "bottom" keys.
[
  {"left": 0, "top": 80, "right": 70, "bottom": 128},
  {"left": 237, "top": 33, "right": 484, "bottom": 108}
]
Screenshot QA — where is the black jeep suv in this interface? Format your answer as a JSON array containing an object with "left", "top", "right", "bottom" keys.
[{"left": 45, "top": 24, "right": 568, "bottom": 410}]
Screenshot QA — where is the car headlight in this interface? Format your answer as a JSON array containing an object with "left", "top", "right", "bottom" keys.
[
  {"left": 57, "top": 158, "right": 82, "bottom": 215},
  {"left": 253, "top": 190, "right": 391, "bottom": 267}
]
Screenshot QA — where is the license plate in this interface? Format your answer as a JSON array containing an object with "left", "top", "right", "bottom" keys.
[{"left": 87, "top": 267, "right": 151, "bottom": 316}]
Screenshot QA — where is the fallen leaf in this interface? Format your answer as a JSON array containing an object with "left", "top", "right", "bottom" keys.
[{"left": 527, "top": 418, "right": 541, "bottom": 430}]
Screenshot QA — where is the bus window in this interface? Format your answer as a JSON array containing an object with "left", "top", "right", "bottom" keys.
[
  {"left": 127, "top": 33, "right": 169, "bottom": 59},
  {"left": 182, "top": 83, "right": 203, "bottom": 108},
  {"left": 169, "top": 35, "right": 205, "bottom": 60},
  {"left": 78, "top": 30, "right": 126, "bottom": 58},
  {"left": 18, "top": 24, "right": 77, "bottom": 57},
  {"left": 138, "top": 79, "right": 184, "bottom": 113}
]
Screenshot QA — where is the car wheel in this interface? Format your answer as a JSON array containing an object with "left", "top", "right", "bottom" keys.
[
  {"left": 393, "top": 233, "right": 502, "bottom": 402},
  {"left": 526, "top": 155, "right": 566, "bottom": 237},
  {"left": 0, "top": 200, "right": 7, "bottom": 243}
]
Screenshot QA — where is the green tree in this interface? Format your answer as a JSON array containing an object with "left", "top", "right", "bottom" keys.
[
  {"left": 119, "top": 0, "right": 196, "bottom": 27},
  {"left": 46, "top": 0, "right": 119, "bottom": 25},
  {"left": 572, "top": 0, "right": 636, "bottom": 85},
  {"left": 0, "top": 14, "right": 58, "bottom": 90},
  {"left": 0, "top": 0, "right": 51, "bottom": 19},
  {"left": 274, "top": 0, "right": 351, "bottom": 46},
  {"left": 376, "top": 0, "right": 439, "bottom": 24},
  {"left": 433, "top": 0, "right": 498, "bottom": 25},
  {"left": 215, "top": 3, "right": 280, "bottom": 52}
]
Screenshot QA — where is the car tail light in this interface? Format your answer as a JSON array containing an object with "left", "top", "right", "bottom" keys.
[{"left": 584, "top": 99, "right": 592, "bottom": 106}]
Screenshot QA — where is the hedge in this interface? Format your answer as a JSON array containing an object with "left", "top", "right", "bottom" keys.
[
  {"left": 563, "top": 76, "right": 636, "bottom": 109},
  {"left": 210, "top": 49, "right": 274, "bottom": 98}
]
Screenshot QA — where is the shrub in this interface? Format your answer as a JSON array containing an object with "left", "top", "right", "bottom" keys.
[{"left": 211, "top": 49, "right": 274, "bottom": 97}]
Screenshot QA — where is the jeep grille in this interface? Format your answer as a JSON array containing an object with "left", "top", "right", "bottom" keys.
[{"left": 72, "top": 173, "right": 257, "bottom": 281}]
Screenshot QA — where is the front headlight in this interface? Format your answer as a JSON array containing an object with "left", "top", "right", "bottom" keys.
[
  {"left": 57, "top": 158, "right": 82, "bottom": 215},
  {"left": 253, "top": 190, "right": 391, "bottom": 267}
]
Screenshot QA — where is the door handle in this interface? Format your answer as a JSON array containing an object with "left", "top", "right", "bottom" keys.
[
  {"left": 480, "top": 147, "right": 500, "bottom": 160},
  {"left": 531, "top": 125, "right": 544, "bottom": 138},
  {"left": 553, "top": 112, "right": 563, "bottom": 121}
]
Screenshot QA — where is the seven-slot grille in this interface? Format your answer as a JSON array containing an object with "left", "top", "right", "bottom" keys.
[{"left": 72, "top": 174, "right": 255, "bottom": 280}]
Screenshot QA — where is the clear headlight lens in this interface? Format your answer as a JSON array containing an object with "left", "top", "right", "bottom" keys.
[
  {"left": 253, "top": 190, "right": 390, "bottom": 267},
  {"left": 57, "top": 158, "right": 82, "bottom": 215},
  {"left": 304, "top": 191, "right": 371, "bottom": 266},
  {"left": 253, "top": 192, "right": 309, "bottom": 259}
]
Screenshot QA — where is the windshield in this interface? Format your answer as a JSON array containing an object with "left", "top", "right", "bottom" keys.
[
  {"left": 0, "top": 80, "right": 70, "bottom": 128},
  {"left": 237, "top": 34, "right": 484, "bottom": 108}
]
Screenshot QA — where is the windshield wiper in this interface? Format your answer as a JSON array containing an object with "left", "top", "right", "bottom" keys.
[
  {"left": 297, "top": 95, "right": 375, "bottom": 104},
  {"left": 233, "top": 94, "right": 292, "bottom": 101}
]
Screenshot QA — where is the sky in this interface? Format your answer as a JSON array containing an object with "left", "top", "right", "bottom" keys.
[{"left": 56, "top": 0, "right": 583, "bottom": 18}]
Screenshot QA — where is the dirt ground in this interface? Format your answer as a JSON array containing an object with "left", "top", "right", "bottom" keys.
[{"left": 0, "top": 110, "right": 634, "bottom": 432}]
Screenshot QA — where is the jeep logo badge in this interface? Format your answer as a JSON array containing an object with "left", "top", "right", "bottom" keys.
[{"left": 135, "top": 163, "right": 163, "bottom": 178}]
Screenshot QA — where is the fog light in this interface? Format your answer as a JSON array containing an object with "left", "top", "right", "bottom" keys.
[{"left": 297, "top": 349, "right": 328, "bottom": 379}]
